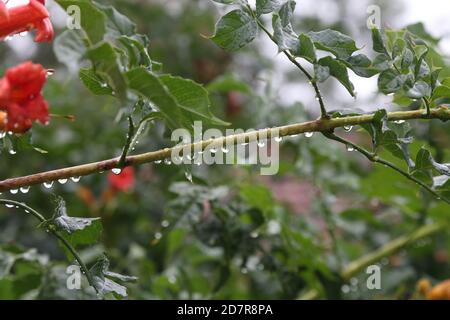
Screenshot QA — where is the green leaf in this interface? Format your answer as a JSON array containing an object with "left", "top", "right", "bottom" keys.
[
  {"left": 431, "top": 85, "right": 450, "bottom": 102},
  {"left": 256, "top": 0, "right": 282, "bottom": 15},
  {"left": 371, "top": 28, "right": 388, "bottom": 54},
  {"left": 272, "top": 13, "right": 299, "bottom": 52},
  {"left": 95, "top": 3, "right": 136, "bottom": 37},
  {"left": 53, "top": 30, "right": 87, "bottom": 72},
  {"left": 308, "top": 29, "right": 359, "bottom": 59},
  {"left": 314, "top": 63, "right": 330, "bottom": 82},
  {"left": 52, "top": 200, "right": 100, "bottom": 235},
  {"left": 90, "top": 256, "right": 137, "bottom": 299},
  {"left": 55, "top": 0, "right": 106, "bottom": 44},
  {"left": 297, "top": 34, "right": 316, "bottom": 63},
  {"left": 345, "top": 54, "right": 380, "bottom": 78},
  {"left": 86, "top": 42, "right": 128, "bottom": 101},
  {"left": 158, "top": 75, "right": 229, "bottom": 126},
  {"left": 211, "top": 10, "right": 258, "bottom": 52},
  {"left": 378, "top": 69, "right": 405, "bottom": 94},
  {"left": 278, "top": 0, "right": 296, "bottom": 27},
  {"left": 79, "top": 68, "right": 114, "bottom": 96},
  {"left": 406, "top": 80, "right": 431, "bottom": 99},
  {"left": 318, "top": 56, "right": 355, "bottom": 96},
  {"left": 126, "top": 68, "right": 183, "bottom": 129}
]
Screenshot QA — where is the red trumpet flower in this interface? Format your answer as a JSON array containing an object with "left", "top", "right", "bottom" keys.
[
  {"left": 0, "top": 0, "right": 54, "bottom": 42},
  {"left": 0, "top": 61, "right": 50, "bottom": 133}
]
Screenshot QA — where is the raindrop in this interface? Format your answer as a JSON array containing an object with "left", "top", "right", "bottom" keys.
[
  {"left": 154, "top": 232, "right": 162, "bottom": 240},
  {"left": 0, "top": 132, "right": 5, "bottom": 139},
  {"left": 9, "top": 149, "right": 16, "bottom": 155},
  {"left": 274, "top": 136, "right": 283, "bottom": 142},
  {"left": 346, "top": 145, "right": 355, "bottom": 152},
  {"left": 394, "top": 120, "right": 405, "bottom": 124},
  {"left": 71, "top": 176, "right": 81, "bottom": 183},
  {"left": 10, "top": 189, "right": 18, "bottom": 194},
  {"left": 185, "top": 171, "right": 193, "bottom": 183},
  {"left": 250, "top": 231, "right": 259, "bottom": 238},
  {"left": 257, "top": 141, "right": 265, "bottom": 147},
  {"left": 241, "top": 142, "right": 249, "bottom": 146},
  {"left": 5, "top": 204, "right": 14, "bottom": 208},
  {"left": 343, "top": 125, "right": 353, "bottom": 132},
  {"left": 164, "top": 158, "right": 172, "bottom": 165},
  {"left": 221, "top": 147, "right": 229, "bottom": 154},
  {"left": 46, "top": 69, "right": 55, "bottom": 76},
  {"left": 210, "top": 147, "right": 217, "bottom": 154},
  {"left": 350, "top": 278, "right": 358, "bottom": 286},
  {"left": 154, "top": 160, "right": 162, "bottom": 164},
  {"left": 161, "top": 220, "right": 170, "bottom": 228},
  {"left": 305, "top": 132, "right": 314, "bottom": 138},
  {"left": 58, "top": 178, "right": 68, "bottom": 184},
  {"left": 43, "top": 181, "right": 53, "bottom": 189},
  {"left": 111, "top": 168, "right": 122, "bottom": 175},
  {"left": 341, "top": 284, "right": 350, "bottom": 294},
  {"left": 20, "top": 186, "right": 30, "bottom": 194}
]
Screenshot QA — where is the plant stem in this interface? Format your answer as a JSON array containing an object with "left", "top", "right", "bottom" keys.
[
  {"left": 254, "top": 19, "right": 328, "bottom": 118},
  {"left": 0, "top": 107, "right": 449, "bottom": 192},
  {"left": 299, "top": 222, "right": 445, "bottom": 299},
  {"left": 323, "top": 131, "right": 450, "bottom": 205},
  {"left": 0, "top": 199, "right": 97, "bottom": 293}
]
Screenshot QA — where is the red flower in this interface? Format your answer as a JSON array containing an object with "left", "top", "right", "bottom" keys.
[
  {"left": 0, "top": 0, "right": 54, "bottom": 42},
  {"left": 0, "top": 61, "right": 50, "bottom": 133},
  {"left": 108, "top": 167, "right": 136, "bottom": 192}
]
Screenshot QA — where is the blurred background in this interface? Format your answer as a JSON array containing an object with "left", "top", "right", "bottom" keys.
[{"left": 0, "top": 0, "right": 449, "bottom": 299}]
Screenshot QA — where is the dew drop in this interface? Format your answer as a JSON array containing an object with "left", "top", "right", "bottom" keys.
[
  {"left": 20, "top": 186, "right": 30, "bottom": 194},
  {"left": 71, "top": 176, "right": 81, "bottom": 183},
  {"left": 161, "top": 220, "right": 170, "bottom": 228},
  {"left": 58, "top": 178, "right": 68, "bottom": 184},
  {"left": 305, "top": 132, "right": 314, "bottom": 138},
  {"left": 185, "top": 171, "right": 193, "bottom": 183},
  {"left": 111, "top": 168, "right": 122, "bottom": 175},
  {"left": 343, "top": 125, "right": 353, "bottom": 132},
  {"left": 10, "top": 189, "right": 18, "bottom": 194},
  {"left": 43, "top": 181, "right": 53, "bottom": 189}
]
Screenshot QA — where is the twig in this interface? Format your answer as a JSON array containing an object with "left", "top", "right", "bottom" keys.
[{"left": 0, "top": 107, "right": 449, "bottom": 192}]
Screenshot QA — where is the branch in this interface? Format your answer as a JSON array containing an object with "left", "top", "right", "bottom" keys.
[
  {"left": 0, "top": 107, "right": 449, "bottom": 192},
  {"left": 0, "top": 199, "right": 97, "bottom": 292},
  {"left": 323, "top": 131, "right": 450, "bottom": 206},
  {"left": 300, "top": 222, "right": 445, "bottom": 299},
  {"left": 252, "top": 14, "right": 328, "bottom": 118}
]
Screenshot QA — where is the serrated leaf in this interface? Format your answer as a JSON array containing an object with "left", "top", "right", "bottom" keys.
[
  {"left": 211, "top": 10, "right": 257, "bottom": 52},
  {"left": 79, "top": 68, "right": 114, "bottom": 96},
  {"left": 158, "top": 75, "right": 229, "bottom": 127}
]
